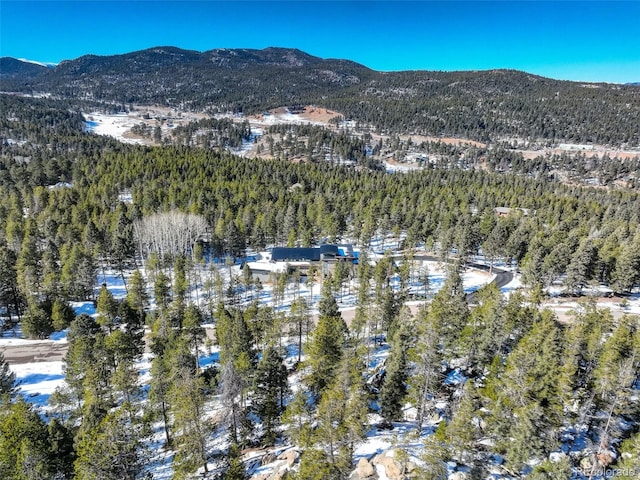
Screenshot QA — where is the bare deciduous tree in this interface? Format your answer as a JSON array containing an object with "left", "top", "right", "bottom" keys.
[{"left": 134, "top": 211, "right": 208, "bottom": 261}]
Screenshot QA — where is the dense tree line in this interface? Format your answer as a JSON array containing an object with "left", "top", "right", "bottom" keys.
[
  {"left": 169, "top": 118, "right": 252, "bottom": 150},
  {"left": 262, "top": 123, "right": 381, "bottom": 169}
]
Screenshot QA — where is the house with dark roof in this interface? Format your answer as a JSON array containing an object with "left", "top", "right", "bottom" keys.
[
  {"left": 271, "top": 244, "right": 341, "bottom": 262},
  {"left": 247, "top": 244, "right": 355, "bottom": 281}
]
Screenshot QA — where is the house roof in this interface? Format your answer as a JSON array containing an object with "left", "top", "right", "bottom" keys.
[
  {"left": 271, "top": 247, "right": 322, "bottom": 262},
  {"left": 319, "top": 244, "right": 340, "bottom": 256},
  {"left": 271, "top": 244, "right": 342, "bottom": 262}
]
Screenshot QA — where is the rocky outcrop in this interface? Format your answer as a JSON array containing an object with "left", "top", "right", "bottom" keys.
[
  {"left": 250, "top": 448, "right": 300, "bottom": 480},
  {"left": 449, "top": 472, "right": 468, "bottom": 480},
  {"left": 277, "top": 449, "right": 300, "bottom": 467},
  {"left": 368, "top": 449, "right": 419, "bottom": 480},
  {"left": 355, "top": 457, "right": 376, "bottom": 478}
]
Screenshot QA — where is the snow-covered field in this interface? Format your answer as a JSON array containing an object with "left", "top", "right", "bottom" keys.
[
  {"left": 384, "top": 160, "right": 423, "bottom": 173},
  {"left": 83, "top": 107, "right": 208, "bottom": 146},
  {"left": 84, "top": 112, "right": 147, "bottom": 145}
]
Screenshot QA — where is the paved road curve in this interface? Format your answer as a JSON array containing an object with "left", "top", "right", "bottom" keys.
[{"left": 401, "top": 254, "right": 513, "bottom": 303}]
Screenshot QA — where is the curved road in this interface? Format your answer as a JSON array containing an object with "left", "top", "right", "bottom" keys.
[
  {"left": 463, "top": 262, "right": 514, "bottom": 304},
  {"left": 2, "top": 257, "right": 513, "bottom": 365},
  {"left": 397, "top": 254, "right": 513, "bottom": 304}
]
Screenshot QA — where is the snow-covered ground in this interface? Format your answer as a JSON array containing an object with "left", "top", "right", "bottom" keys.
[
  {"left": 253, "top": 111, "right": 325, "bottom": 127},
  {"left": 10, "top": 361, "right": 64, "bottom": 409},
  {"left": 83, "top": 107, "right": 208, "bottom": 146},
  {"left": 84, "top": 112, "right": 147, "bottom": 145},
  {"left": 384, "top": 160, "right": 423, "bottom": 173}
]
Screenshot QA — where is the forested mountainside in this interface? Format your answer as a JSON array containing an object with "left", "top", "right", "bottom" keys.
[
  {"left": 2, "top": 46, "right": 640, "bottom": 146},
  {"left": 0, "top": 57, "right": 50, "bottom": 79},
  {"left": 1, "top": 76, "right": 640, "bottom": 478}
]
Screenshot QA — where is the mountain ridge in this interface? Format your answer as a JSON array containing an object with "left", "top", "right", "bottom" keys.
[
  {"left": 3, "top": 46, "right": 635, "bottom": 84},
  {"left": 2, "top": 46, "right": 639, "bottom": 146}
]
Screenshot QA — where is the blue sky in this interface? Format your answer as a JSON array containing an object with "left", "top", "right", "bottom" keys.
[{"left": 1, "top": 1, "right": 639, "bottom": 83}]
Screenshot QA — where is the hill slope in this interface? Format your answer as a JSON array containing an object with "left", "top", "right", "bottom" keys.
[
  {"left": 0, "top": 57, "right": 50, "bottom": 79},
  {"left": 2, "top": 46, "right": 639, "bottom": 145}
]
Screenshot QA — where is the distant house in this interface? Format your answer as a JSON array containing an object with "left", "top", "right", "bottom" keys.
[{"left": 494, "top": 207, "right": 531, "bottom": 217}]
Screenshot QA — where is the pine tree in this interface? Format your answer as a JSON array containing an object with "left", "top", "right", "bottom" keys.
[
  {"left": 0, "top": 243, "right": 23, "bottom": 322},
  {"left": 170, "top": 364, "right": 209, "bottom": 479},
  {"left": 446, "top": 382, "right": 478, "bottom": 463},
  {"left": 74, "top": 407, "right": 145, "bottom": 480},
  {"left": 149, "top": 352, "right": 173, "bottom": 447},
  {"left": 64, "top": 314, "right": 102, "bottom": 401},
  {"left": 565, "top": 237, "right": 596, "bottom": 294},
  {"left": 47, "top": 418, "right": 76, "bottom": 479},
  {"left": 289, "top": 297, "right": 310, "bottom": 364},
  {"left": 282, "top": 389, "right": 313, "bottom": 447},
  {"left": 183, "top": 304, "right": 205, "bottom": 372},
  {"left": 429, "top": 265, "right": 469, "bottom": 358},
  {"left": 313, "top": 383, "right": 350, "bottom": 475},
  {"left": 504, "top": 402, "right": 549, "bottom": 471},
  {"left": 352, "top": 250, "right": 372, "bottom": 341},
  {"left": 296, "top": 448, "right": 338, "bottom": 480},
  {"left": 417, "top": 434, "right": 449, "bottom": 480},
  {"left": 173, "top": 254, "right": 189, "bottom": 305},
  {"left": 528, "top": 456, "right": 573, "bottom": 480},
  {"left": 110, "top": 204, "right": 135, "bottom": 291},
  {"left": 222, "top": 443, "right": 246, "bottom": 480},
  {"left": 219, "top": 360, "right": 245, "bottom": 446},
  {"left": 21, "top": 301, "right": 54, "bottom": 339},
  {"left": 380, "top": 323, "right": 410, "bottom": 423},
  {"left": 216, "top": 305, "right": 254, "bottom": 366},
  {"left": 409, "top": 305, "right": 443, "bottom": 431},
  {"left": 616, "top": 431, "right": 640, "bottom": 480},
  {"left": 0, "top": 351, "right": 17, "bottom": 398},
  {"left": 495, "top": 312, "right": 563, "bottom": 469},
  {"left": 501, "top": 311, "right": 563, "bottom": 412},
  {"left": 126, "top": 269, "right": 148, "bottom": 324},
  {"left": 0, "top": 398, "right": 54, "bottom": 479},
  {"left": 592, "top": 316, "right": 639, "bottom": 455},
  {"left": 15, "top": 218, "right": 41, "bottom": 300},
  {"left": 51, "top": 298, "right": 75, "bottom": 331},
  {"left": 612, "top": 233, "right": 640, "bottom": 293},
  {"left": 558, "top": 304, "right": 611, "bottom": 409},
  {"left": 318, "top": 274, "right": 341, "bottom": 319},
  {"left": 96, "top": 285, "right": 118, "bottom": 332},
  {"left": 60, "top": 244, "right": 95, "bottom": 300},
  {"left": 306, "top": 308, "right": 346, "bottom": 397},
  {"left": 153, "top": 271, "right": 171, "bottom": 316},
  {"left": 460, "top": 282, "right": 505, "bottom": 369},
  {"left": 311, "top": 355, "right": 368, "bottom": 478},
  {"left": 252, "top": 345, "right": 288, "bottom": 445}
]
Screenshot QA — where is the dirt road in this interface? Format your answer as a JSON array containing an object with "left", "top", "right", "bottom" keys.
[{"left": 1, "top": 341, "right": 68, "bottom": 364}]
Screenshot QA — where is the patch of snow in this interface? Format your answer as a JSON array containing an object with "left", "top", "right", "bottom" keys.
[
  {"left": 11, "top": 361, "right": 65, "bottom": 408},
  {"left": 17, "top": 58, "right": 57, "bottom": 68},
  {"left": 47, "top": 182, "right": 72, "bottom": 189},
  {"left": 70, "top": 301, "right": 96, "bottom": 317},
  {"left": 444, "top": 368, "right": 467, "bottom": 385},
  {"left": 83, "top": 112, "right": 147, "bottom": 145}
]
